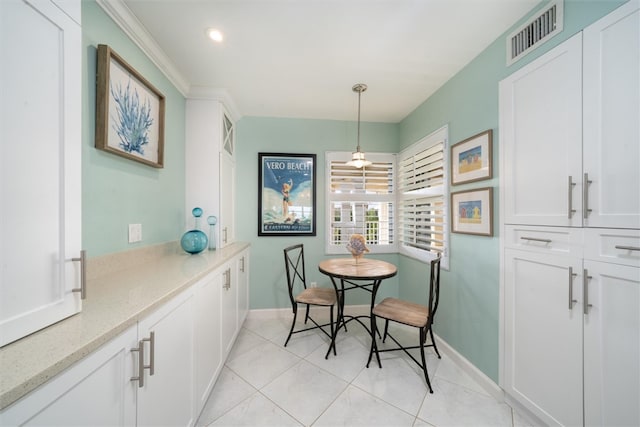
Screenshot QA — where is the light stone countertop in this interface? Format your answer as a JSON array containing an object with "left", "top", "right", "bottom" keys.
[{"left": 0, "top": 241, "right": 250, "bottom": 411}]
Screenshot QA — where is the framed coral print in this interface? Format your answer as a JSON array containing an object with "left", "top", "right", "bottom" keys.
[
  {"left": 95, "top": 44, "right": 165, "bottom": 168},
  {"left": 451, "top": 187, "right": 493, "bottom": 236},
  {"left": 451, "top": 129, "right": 492, "bottom": 185},
  {"left": 258, "top": 153, "right": 316, "bottom": 236}
]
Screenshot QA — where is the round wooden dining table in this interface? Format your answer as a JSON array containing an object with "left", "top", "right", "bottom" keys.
[{"left": 318, "top": 257, "right": 397, "bottom": 358}]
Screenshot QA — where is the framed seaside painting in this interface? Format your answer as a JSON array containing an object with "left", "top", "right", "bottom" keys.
[
  {"left": 451, "top": 187, "right": 493, "bottom": 236},
  {"left": 95, "top": 44, "right": 165, "bottom": 168},
  {"left": 451, "top": 129, "right": 492, "bottom": 185},
  {"left": 258, "top": 153, "right": 317, "bottom": 236}
]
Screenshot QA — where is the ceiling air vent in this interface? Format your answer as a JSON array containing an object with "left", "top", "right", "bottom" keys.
[{"left": 506, "top": 0, "right": 564, "bottom": 66}]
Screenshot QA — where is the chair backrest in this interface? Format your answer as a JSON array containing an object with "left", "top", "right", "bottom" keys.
[
  {"left": 283, "top": 244, "right": 307, "bottom": 305},
  {"left": 427, "top": 253, "right": 442, "bottom": 322}
]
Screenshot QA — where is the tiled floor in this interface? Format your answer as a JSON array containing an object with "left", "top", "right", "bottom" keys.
[{"left": 196, "top": 310, "right": 532, "bottom": 427}]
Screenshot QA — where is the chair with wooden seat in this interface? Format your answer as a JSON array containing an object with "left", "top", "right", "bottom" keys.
[
  {"left": 283, "top": 243, "right": 337, "bottom": 358},
  {"left": 366, "top": 253, "right": 442, "bottom": 393}
]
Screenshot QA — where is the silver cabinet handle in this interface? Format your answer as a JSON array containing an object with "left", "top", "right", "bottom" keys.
[
  {"left": 568, "top": 267, "right": 577, "bottom": 310},
  {"left": 520, "top": 237, "right": 552, "bottom": 243},
  {"left": 131, "top": 338, "right": 145, "bottom": 388},
  {"left": 583, "top": 173, "right": 593, "bottom": 219},
  {"left": 71, "top": 250, "right": 87, "bottom": 299},
  {"left": 583, "top": 269, "right": 593, "bottom": 315},
  {"left": 240, "top": 256, "right": 245, "bottom": 272},
  {"left": 144, "top": 331, "right": 155, "bottom": 376},
  {"left": 568, "top": 176, "right": 576, "bottom": 219},
  {"left": 615, "top": 245, "right": 640, "bottom": 252},
  {"left": 223, "top": 227, "right": 228, "bottom": 244},
  {"left": 223, "top": 269, "right": 231, "bottom": 290}
]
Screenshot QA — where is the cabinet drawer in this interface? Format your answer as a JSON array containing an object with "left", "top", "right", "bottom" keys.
[
  {"left": 504, "top": 225, "right": 583, "bottom": 256},
  {"left": 584, "top": 228, "right": 640, "bottom": 267}
]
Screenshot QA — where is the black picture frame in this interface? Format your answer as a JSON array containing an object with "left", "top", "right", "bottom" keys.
[{"left": 258, "top": 153, "right": 317, "bottom": 236}]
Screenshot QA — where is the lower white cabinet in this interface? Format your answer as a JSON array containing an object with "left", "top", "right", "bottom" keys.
[
  {"left": 0, "top": 326, "right": 137, "bottom": 426},
  {"left": 1, "top": 248, "right": 250, "bottom": 426},
  {"left": 504, "top": 226, "right": 639, "bottom": 426}
]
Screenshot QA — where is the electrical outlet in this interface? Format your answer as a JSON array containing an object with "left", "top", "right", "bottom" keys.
[
  {"left": 128, "top": 223, "right": 142, "bottom": 243},
  {"left": 310, "top": 281, "right": 317, "bottom": 288}
]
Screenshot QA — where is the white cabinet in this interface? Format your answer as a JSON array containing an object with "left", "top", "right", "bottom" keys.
[
  {"left": 186, "top": 100, "right": 236, "bottom": 249},
  {"left": 501, "top": 0, "right": 640, "bottom": 230},
  {"left": 220, "top": 260, "right": 237, "bottom": 358},
  {"left": 0, "top": 326, "right": 137, "bottom": 426},
  {"left": 237, "top": 250, "right": 250, "bottom": 328},
  {"left": 193, "top": 271, "right": 222, "bottom": 415},
  {"left": 0, "top": 0, "right": 82, "bottom": 347},
  {"left": 501, "top": 2, "right": 640, "bottom": 425},
  {"left": 136, "top": 290, "right": 195, "bottom": 427}
]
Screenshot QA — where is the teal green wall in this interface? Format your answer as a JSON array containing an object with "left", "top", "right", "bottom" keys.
[
  {"left": 397, "top": 0, "right": 626, "bottom": 382},
  {"left": 235, "top": 118, "right": 401, "bottom": 309},
  {"left": 82, "top": 1, "right": 186, "bottom": 257}
]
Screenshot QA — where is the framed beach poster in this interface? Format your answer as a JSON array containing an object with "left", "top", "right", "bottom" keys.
[
  {"left": 95, "top": 44, "right": 165, "bottom": 168},
  {"left": 451, "top": 129, "right": 492, "bottom": 185},
  {"left": 258, "top": 153, "right": 317, "bottom": 236},
  {"left": 451, "top": 187, "right": 493, "bottom": 236}
]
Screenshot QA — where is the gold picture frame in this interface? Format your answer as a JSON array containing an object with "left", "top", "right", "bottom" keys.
[
  {"left": 451, "top": 129, "right": 492, "bottom": 185},
  {"left": 95, "top": 44, "right": 165, "bottom": 168}
]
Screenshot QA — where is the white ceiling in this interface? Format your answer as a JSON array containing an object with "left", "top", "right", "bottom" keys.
[{"left": 115, "top": 0, "right": 540, "bottom": 123}]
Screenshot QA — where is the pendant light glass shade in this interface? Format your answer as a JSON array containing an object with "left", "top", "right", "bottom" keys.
[{"left": 346, "top": 83, "right": 372, "bottom": 168}]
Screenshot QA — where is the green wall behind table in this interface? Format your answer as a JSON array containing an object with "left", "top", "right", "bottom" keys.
[
  {"left": 235, "top": 117, "right": 400, "bottom": 310},
  {"left": 397, "top": 0, "right": 626, "bottom": 382},
  {"left": 81, "top": 1, "right": 186, "bottom": 258}
]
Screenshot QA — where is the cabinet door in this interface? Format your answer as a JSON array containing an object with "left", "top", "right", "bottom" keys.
[
  {"left": 0, "top": 326, "right": 137, "bottom": 426},
  {"left": 220, "top": 262, "right": 237, "bottom": 358},
  {"left": 583, "top": 260, "right": 640, "bottom": 427},
  {"left": 237, "top": 251, "right": 249, "bottom": 327},
  {"left": 583, "top": 1, "right": 640, "bottom": 229},
  {"left": 504, "top": 249, "right": 583, "bottom": 426},
  {"left": 219, "top": 152, "right": 235, "bottom": 247},
  {"left": 137, "top": 290, "right": 195, "bottom": 427},
  {"left": 500, "top": 33, "right": 583, "bottom": 227},
  {"left": 193, "top": 270, "right": 222, "bottom": 415},
  {"left": 0, "top": 0, "right": 82, "bottom": 347}
]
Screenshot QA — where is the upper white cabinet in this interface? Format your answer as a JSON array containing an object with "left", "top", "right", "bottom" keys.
[
  {"left": 583, "top": 2, "right": 640, "bottom": 229},
  {"left": 0, "top": 0, "right": 82, "bottom": 347},
  {"left": 500, "top": 33, "right": 583, "bottom": 227},
  {"left": 186, "top": 100, "right": 236, "bottom": 248},
  {"left": 500, "top": 0, "right": 640, "bottom": 229}
]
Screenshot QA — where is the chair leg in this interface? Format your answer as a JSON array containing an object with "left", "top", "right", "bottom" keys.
[
  {"left": 382, "top": 319, "right": 390, "bottom": 343},
  {"left": 429, "top": 325, "right": 441, "bottom": 359},
  {"left": 284, "top": 304, "right": 298, "bottom": 347},
  {"left": 304, "top": 304, "right": 310, "bottom": 324},
  {"left": 325, "top": 304, "right": 337, "bottom": 359},
  {"left": 419, "top": 327, "right": 433, "bottom": 393}
]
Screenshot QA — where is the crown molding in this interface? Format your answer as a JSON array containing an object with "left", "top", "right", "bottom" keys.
[
  {"left": 95, "top": 0, "right": 191, "bottom": 97},
  {"left": 187, "top": 86, "right": 242, "bottom": 121}
]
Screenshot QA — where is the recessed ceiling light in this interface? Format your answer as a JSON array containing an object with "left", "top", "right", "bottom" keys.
[{"left": 206, "top": 28, "right": 223, "bottom": 43}]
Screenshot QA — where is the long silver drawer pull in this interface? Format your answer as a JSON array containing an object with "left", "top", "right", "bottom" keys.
[
  {"left": 583, "top": 270, "right": 593, "bottom": 315},
  {"left": 240, "top": 256, "right": 245, "bottom": 272},
  {"left": 131, "top": 339, "right": 145, "bottom": 388},
  {"left": 583, "top": 173, "right": 593, "bottom": 219},
  {"left": 223, "top": 227, "right": 228, "bottom": 244},
  {"left": 568, "top": 267, "right": 577, "bottom": 310},
  {"left": 145, "top": 332, "right": 155, "bottom": 376},
  {"left": 71, "top": 250, "right": 87, "bottom": 300},
  {"left": 615, "top": 245, "right": 640, "bottom": 252},
  {"left": 520, "top": 237, "right": 552, "bottom": 243},
  {"left": 568, "top": 176, "right": 576, "bottom": 219}
]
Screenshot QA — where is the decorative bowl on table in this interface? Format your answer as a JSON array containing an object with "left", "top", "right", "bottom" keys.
[{"left": 346, "top": 234, "right": 369, "bottom": 264}]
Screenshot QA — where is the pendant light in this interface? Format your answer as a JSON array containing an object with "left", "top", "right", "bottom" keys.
[{"left": 346, "top": 83, "right": 372, "bottom": 168}]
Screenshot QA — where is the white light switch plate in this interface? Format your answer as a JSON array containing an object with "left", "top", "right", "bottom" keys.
[{"left": 128, "top": 224, "right": 142, "bottom": 243}]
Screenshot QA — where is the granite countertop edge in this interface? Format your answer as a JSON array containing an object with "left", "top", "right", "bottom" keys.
[{"left": 0, "top": 242, "right": 250, "bottom": 411}]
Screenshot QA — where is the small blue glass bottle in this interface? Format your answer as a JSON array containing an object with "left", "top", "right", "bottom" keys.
[{"left": 180, "top": 207, "right": 208, "bottom": 254}]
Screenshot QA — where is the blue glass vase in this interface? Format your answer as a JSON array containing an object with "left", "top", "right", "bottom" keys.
[{"left": 181, "top": 207, "right": 208, "bottom": 254}]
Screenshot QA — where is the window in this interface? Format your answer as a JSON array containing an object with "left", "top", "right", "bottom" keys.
[
  {"left": 398, "top": 126, "right": 449, "bottom": 267},
  {"left": 325, "top": 152, "right": 396, "bottom": 254}
]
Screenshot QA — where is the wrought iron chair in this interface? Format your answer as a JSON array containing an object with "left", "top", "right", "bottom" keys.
[
  {"left": 366, "top": 253, "right": 442, "bottom": 393},
  {"left": 283, "top": 244, "right": 337, "bottom": 358}
]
